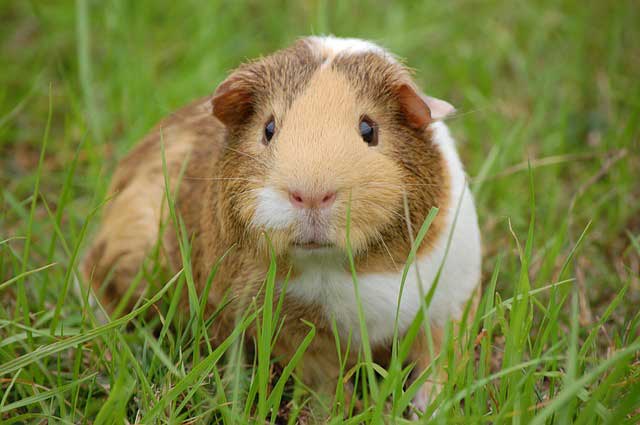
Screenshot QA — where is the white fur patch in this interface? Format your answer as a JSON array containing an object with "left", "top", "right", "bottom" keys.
[
  {"left": 252, "top": 187, "right": 297, "bottom": 229},
  {"left": 308, "top": 35, "right": 385, "bottom": 55},
  {"left": 306, "top": 35, "right": 395, "bottom": 66},
  {"left": 284, "top": 122, "right": 481, "bottom": 345}
]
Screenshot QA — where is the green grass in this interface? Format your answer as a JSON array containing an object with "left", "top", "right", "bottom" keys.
[{"left": 1, "top": 0, "right": 640, "bottom": 423}]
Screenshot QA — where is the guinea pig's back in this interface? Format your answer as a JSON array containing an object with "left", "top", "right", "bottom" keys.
[
  {"left": 81, "top": 97, "right": 223, "bottom": 310},
  {"left": 110, "top": 97, "right": 221, "bottom": 197}
]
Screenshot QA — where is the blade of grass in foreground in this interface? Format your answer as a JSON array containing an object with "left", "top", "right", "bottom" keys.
[
  {"left": 41, "top": 135, "right": 85, "bottom": 306},
  {"left": 160, "top": 136, "right": 204, "bottom": 363},
  {"left": 499, "top": 166, "right": 536, "bottom": 419},
  {"left": 267, "top": 320, "right": 316, "bottom": 423},
  {"left": 48, "top": 192, "right": 115, "bottom": 335},
  {"left": 0, "top": 262, "right": 57, "bottom": 292},
  {"left": 142, "top": 308, "right": 259, "bottom": 422},
  {"left": 0, "top": 270, "right": 183, "bottom": 376},
  {"left": 376, "top": 206, "right": 439, "bottom": 420},
  {"left": 529, "top": 341, "right": 640, "bottom": 425},
  {"left": 0, "top": 373, "right": 97, "bottom": 415},
  {"left": 93, "top": 356, "right": 135, "bottom": 425},
  {"left": 16, "top": 84, "right": 53, "bottom": 340},
  {"left": 256, "top": 238, "right": 278, "bottom": 422},
  {"left": 344, "top": 192, "right": 378, "bottom": 401},
  {"left": 391, "top": 206, "right": 439, "bottom": 352}
]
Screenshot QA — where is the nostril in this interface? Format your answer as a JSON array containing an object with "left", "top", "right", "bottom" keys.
[
  {"left": 289, "top": 190, "right": 305, "bottom": 207},
  {"left": 320, "top": 191, "right": 337, "bottom": 207}
]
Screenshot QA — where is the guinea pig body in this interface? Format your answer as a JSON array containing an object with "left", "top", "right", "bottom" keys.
[{"left": 82, "top": 36, "right": 481, "bottom": 414}]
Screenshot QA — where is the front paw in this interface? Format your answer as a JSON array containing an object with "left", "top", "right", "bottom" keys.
[{"left": 409, "top": 381, "right": 439, "bottom": 420}]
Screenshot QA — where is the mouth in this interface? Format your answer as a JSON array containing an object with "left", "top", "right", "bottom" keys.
[{"left": 292, "top": 240, "right": 334, "bottom": 250}]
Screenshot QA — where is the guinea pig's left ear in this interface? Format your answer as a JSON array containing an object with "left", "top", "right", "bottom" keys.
[
  {"left": 211, "top": 72, "right": 254, "bottom": 127},
  {"left": 396, "top": 84, "right": 455, "bottom": 128}
]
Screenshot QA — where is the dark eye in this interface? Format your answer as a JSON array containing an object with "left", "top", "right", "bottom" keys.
[
  {"left": 359, "top": 116, "right": 378, "bottom": 146},
  {"left": 263, "top": 118, "right": 276, "bottom": 145}
]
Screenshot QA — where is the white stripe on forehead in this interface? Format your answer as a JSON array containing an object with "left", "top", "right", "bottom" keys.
[{"left": 305, "top": 36, "right": 397, "bottom": 66}]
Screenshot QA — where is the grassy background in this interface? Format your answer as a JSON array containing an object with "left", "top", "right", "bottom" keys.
[{"left": 1, "top": 0, "right": 639, "bottom": 423}]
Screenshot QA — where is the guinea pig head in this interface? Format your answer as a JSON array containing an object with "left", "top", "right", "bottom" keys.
[{"left": 212, "top": 38, "right": 454, "bottom": 264}]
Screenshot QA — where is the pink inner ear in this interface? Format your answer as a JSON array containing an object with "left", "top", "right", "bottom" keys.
[
  {"left": 397, "top": 84, "right": 432, "bottom": 129},
  {"left": 420, "top": 94, "right": 456, "bottom": 121}
]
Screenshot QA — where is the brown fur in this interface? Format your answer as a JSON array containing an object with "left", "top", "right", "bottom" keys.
[{"left": 82, "top": 38, "right": 477, "bottom": 416}]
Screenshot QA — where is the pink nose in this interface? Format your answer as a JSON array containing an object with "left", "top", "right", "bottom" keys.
[{"left": 289, "top": 189, "right": 337, "bottom": 209}]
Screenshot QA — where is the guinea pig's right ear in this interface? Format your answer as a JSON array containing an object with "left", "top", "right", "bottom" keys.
[
  {"left": 396, "top": 83, "right": 456, "bottom": 128},
  {"left": 420, "top": 94, "right": 456, "bottom": 121},
  {"left": 211, "top": 72, "right": 254, "bottom": 127}
]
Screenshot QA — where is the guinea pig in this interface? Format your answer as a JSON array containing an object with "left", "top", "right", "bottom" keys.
[{"left": 82, "top": 35, "right": 482, "bottom": 415}]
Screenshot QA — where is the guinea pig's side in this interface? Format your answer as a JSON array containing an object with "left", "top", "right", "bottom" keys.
[{"left": 81, "top": 97, "right": 222, "bottom": 312}]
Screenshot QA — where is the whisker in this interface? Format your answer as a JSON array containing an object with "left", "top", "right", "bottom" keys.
[
  {"left": 354, "top": 199, "right": 407, "bottom": 222},
  {"left": 356, "top": 182, "right": 406, "bottom": 191},
  {"left": 359, "top": 182, "right": 441, "bottom": 190},
  {"left": 183, "top": 176, "right": 263, "bottom": 184},
  {"left": 358, "top": 199, "right": 402, "bottom": 217},
  {"left": 222, "top": 146, "right": 270, "bottom": 168},
  {"left": 442, "top": 105, "right": 498, "bottom": 121},
  {"left": 399, "top": 183, "right": 443, "bottom": 188},
  {"left": 373, "top": 231, "right": 399, "bottom": 270}
]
